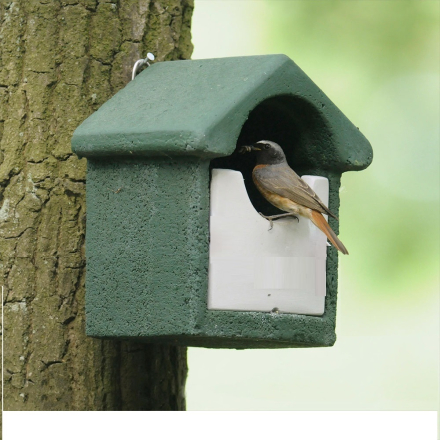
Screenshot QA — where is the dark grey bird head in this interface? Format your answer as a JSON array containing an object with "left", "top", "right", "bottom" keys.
[{"left": 240, "top": 140, "right": 287, "bottom": 165}]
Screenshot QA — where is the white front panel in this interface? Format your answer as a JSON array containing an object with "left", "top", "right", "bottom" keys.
[{"left": 208, "top": 169, "right": 329, "bottom": 315}]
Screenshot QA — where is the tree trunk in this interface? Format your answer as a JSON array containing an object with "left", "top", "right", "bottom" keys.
[{"left": 0, "top": 0, "right": 193, "bottom": 411}]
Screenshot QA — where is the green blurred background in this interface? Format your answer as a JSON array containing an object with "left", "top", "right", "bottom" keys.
[{"left": 186, "top": 0, "right": 439, "bottom": 410}]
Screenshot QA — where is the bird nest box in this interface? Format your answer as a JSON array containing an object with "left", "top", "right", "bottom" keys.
[{"left": 71, "top": 54, "right": 372, "bottom": 349}]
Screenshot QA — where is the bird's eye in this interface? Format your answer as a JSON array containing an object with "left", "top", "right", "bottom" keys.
[{"left": 264, "top": 144, "right": 270, "bottom": 150}]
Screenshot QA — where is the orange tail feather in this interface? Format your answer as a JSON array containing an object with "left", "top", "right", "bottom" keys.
[{"left": 310, "top": 210, "right": 349, "bottom": 255}]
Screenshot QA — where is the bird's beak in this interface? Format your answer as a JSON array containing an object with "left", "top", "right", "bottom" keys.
[{"left": 239, "top": 144, "right": 261, "bottom": 153}]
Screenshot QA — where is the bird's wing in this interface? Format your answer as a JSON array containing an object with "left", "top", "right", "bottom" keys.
[{"left": 253, "top": 163, "right": 338, "bottom": 219}]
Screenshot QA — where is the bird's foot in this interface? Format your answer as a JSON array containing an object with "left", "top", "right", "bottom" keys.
[
  {"left": 258, "top": 212, "right": 275, "bottom": 230},
  {"left": 258, "top": 212, "right": 299, "bottom": 230}
]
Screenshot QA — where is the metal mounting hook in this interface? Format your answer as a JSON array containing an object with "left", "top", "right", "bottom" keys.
[{"left": 132, "top": 53, "right": 155, "bottom": 80}]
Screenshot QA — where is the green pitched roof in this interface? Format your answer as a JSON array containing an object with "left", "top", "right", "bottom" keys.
[{"left": 71, "top": 54, "right": 372, "bottom": 170}]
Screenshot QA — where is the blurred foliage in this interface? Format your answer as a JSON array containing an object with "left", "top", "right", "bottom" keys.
[{"left": 264, "top": 1, "right": 438, "bottom": 78}]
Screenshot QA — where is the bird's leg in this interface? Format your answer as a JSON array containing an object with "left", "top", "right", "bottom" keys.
[{"left": 258, "top": 212, "right": 299, "bottom": 230}]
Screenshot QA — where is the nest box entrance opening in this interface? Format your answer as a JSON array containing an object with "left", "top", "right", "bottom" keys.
[{"left": 210, "top": 94, "right": 331, "bottom": 216}]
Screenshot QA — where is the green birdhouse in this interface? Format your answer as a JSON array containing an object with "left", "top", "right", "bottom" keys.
[{"left": 71, "top": 55, "right": 372, "bottom": 349}]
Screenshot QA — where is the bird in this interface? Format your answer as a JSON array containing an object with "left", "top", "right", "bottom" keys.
[{"left": 240, "top": 140, "right": 348, "bottom": 255}]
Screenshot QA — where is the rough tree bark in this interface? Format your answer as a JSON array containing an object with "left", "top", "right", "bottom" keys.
[{"left": 0, "top": 0, "right": 193, "bottom": 411}]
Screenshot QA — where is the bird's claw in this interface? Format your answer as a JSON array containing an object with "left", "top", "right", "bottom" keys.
[
  {"left": 258, "top": 212, "right": 299, "bottom": 230},
  {"left": 258, "top": 212, "right": 273, "bottom": 230}
]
